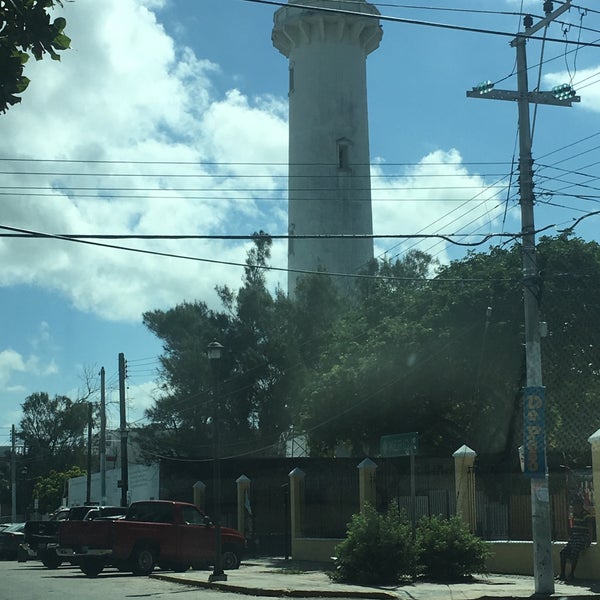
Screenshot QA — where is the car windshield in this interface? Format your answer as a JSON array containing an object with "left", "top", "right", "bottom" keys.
[{"left": 2, "top": 524, "right": 24, "bottom": 533}]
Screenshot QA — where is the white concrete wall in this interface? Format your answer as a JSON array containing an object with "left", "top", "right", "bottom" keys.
[{"left": 68, "top": 463, "right": 160, "bottom": 506}]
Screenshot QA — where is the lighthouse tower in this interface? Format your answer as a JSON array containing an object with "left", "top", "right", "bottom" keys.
[{"left": 272, "top": 0, "right": 382, "bottom": 296}]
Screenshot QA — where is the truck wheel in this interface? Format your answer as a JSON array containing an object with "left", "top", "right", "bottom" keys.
[
  {"left": 221, "top": 549, "right": 240, "bottom": 570},
  {"left": 132, "top": 546, "right": 156, "bottom": 576},
  {"left": 80, "top": 558, "right": 104, "bottom": 577},
  {"left": 41, "top": 551, "right": 62, "bottom": 569}
]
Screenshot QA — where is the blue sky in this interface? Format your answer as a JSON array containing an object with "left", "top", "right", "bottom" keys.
[{"left": 1, "top": 0, "right": 599, "bottom": 446}]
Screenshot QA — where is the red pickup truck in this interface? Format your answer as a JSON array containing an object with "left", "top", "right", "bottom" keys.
[
  {"left": 23, "top": 504, "right": 126, "bottom": 568},
  {"left": 56, "top": 500, "right": 245, "bottom": 577}
]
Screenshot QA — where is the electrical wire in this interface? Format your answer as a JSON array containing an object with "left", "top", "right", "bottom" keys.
[{"left": 244, "top": 0, "right": 600, "bottom": 47}]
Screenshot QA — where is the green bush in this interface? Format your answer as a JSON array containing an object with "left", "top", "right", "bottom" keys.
[
  {"left": 416, "top": 515, "right": 490, "bottom": 581},
  {"left": 331, "top": 503, "right": 415, "bottom": 585}
]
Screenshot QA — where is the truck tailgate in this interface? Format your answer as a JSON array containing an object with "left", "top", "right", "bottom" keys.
[{"left": 59, "top": 520, "right": 114, "bottom": 549}]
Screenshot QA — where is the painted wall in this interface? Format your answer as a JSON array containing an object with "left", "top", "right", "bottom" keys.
[
  {"left": 488, "top": 541, "right": 599, "bottom": 581},
  {"left": 68, "top": 463, "right": 160, "bottom": 506},
  {"left": 290, "top": 537, "right": 600, "bottom": 581}
]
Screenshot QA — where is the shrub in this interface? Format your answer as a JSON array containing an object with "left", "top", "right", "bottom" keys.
[
  {"left": 416, "top": 515, "right": 490, "bottom": 581},
  {"left": 331, "top": 503, "right": 415, "bottom": 585}
]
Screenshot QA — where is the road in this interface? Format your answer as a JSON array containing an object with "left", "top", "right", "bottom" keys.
[{"left": 0, "top": 560, "right": 225, "bottom": 600}]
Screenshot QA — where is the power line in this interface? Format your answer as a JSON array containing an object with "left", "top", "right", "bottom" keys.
[
  {"left": 0, "top": 229, "right": 518, "bottom": 242},
  {"left": 0, "top": 223, "right": 520, "bottom": 280},
  {"left": 0, "top": 157, "right": 514, "bottom": 167},
  {"left": 371, "top": 2, "right": 525, "bottom": 18},
  {"left": 242, "top": 0, "right": 600, "bottom": 47}
]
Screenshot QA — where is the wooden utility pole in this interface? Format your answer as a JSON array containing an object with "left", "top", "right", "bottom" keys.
[
  {"left": 11, "top": 424, "right": 16, "bottom": 522},
  {"left": 86, "top": 402, "right": 93, "bottom": 503},
  {"left": 467, "top": 1, "right": 578, "bottom": 594},
  {"left": 119, "top": 353, "right": 129, "bottom": 507},
  {"left": 99, "top": 366, "right": 106, "bottom": 505}
]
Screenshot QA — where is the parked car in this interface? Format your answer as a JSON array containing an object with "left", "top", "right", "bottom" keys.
[{"left": 0, "top": 523, "right": 25, "bottom": 559}]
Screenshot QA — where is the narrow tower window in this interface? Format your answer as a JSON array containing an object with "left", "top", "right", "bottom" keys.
[
  {"left": 337, "top": 138, "right": 352, "bottom": 171},
  {"left": 289, "top": 62, "right": 295, "bottom": 95},
  {"left": 288, "top": 223, "right": 295, "bottom": 256}
]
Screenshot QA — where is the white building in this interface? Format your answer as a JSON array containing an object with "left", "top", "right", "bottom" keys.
[
  {"left": 68, "top": 430, "right": 159, "bottom": 506},
  {"left": 68, "top": 463, "right": 159, "bottom": 507}
]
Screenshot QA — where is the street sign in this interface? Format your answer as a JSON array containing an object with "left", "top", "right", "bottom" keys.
[
  {"left": 523, "top": 386, "right": 546, "bottom": 478},
  {"left": 380, "top": 432, "right": 418, "bottom": 457}
]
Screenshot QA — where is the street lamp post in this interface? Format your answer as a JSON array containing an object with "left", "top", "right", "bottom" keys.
[{"left": 207, "top": 341, "right": 227, "bottom": 582}]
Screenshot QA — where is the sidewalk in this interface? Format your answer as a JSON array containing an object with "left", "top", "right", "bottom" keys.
[{"left": 151, "top": 558, "right": 600, "bottom": 599}]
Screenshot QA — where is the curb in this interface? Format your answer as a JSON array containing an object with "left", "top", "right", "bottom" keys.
[
  {"left": 150, "top": 573, "right": 600, "bottom": 600},
  {"left": 150, "top": 572, "right": 398, "bottom": 599}
]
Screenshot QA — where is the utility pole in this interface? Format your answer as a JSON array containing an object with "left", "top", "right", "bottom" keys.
[
  {"left": 118, "top": 353, "right": 129, "bottom": 507},
  {"left": 99, "top": 366, "right": 106, "bottom": 505},
  {"left": 467, "top": 1, "right": 578, "bottom": 595},
  {"left": 86, "top": 402, "right": 93, "bottom": 504},
  {"left": 10, "top": 425, "right": 16, "bottom": 522}
]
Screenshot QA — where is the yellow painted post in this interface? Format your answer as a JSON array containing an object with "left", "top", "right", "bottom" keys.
[
  {"left": 357, "top": 458, "right": 377, "bottom": 512},
  {"left": 236, "top": 474, "right": 251, "bottom": 535},
  {"left": 193, "top": 480, "right": 206, "bottom": 512},
  {"left": 288, "top": 467, "right": 305, "bottom": 556},
  {"left": 588, "top": 429, "right": 600, "bottom": 522},
  {"left": 452, "top": 445, "right": 477, "bottom": 532}
]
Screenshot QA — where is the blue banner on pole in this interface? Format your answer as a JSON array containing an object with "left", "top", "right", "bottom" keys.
[{"left": 523, "top": 386, "right": 546, "bottom": 478}]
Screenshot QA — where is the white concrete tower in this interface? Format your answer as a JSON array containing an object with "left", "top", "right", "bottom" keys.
[{"left": 272, "top": 0, "right": 382, "bottom": 296}]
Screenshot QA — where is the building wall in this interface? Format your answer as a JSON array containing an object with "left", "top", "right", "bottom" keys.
[{"left": 68, "top": 463, "right": 160, "bottom": 506}]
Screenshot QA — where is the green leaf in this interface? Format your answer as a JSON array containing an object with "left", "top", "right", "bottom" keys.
[
  {"left": 53, "top": 17, "right": 67, "bottom": 32},
  {"left": 10, "top": 50, "right": 30, "bottom": 65},
  {"left": 52, "top": 33, "right": 71, "bottom": 50},
  {"left": 15, "top": 75, "right": 30, "bottom": 93}
]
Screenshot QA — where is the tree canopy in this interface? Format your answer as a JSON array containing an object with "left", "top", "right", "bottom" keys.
[
  {"left": 0, "top": 0, "right": 70, "bottom": 113},
  {"left": 141, "top": 233, "right": 295, "bottom": 459},
  {"left": 140, "top": 234, "right": 600, "bottom": 464},
  {"left": 19, "top": 391, "right": 89, "bottom": 476},
  {"left": 32, "top": 465, "right": 85, "bottom": 513}
]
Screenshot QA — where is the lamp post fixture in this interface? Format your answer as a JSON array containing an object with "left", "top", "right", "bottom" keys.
[{"left": 207, "top": 341, "right": 227, "bottom": 582}]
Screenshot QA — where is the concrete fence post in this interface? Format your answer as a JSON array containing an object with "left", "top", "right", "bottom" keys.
[
  {"left": 357, "top": 458, "right": 377, "bottom": 512},
  {"left": 288, "top": 467, "right": 305, "bottom": 548},
  {"left": 452, "top": 445, "right": 477, "bottom": 532},
  {"left": 193, "top": 480, "right": 206, "bottom": 512},
  {"left": 236, "top": 474, "right": 251, "bottom": 536}
]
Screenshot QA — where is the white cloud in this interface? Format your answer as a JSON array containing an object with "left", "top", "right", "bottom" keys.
[
  {"left": 0, "top": 0, "right": 288, "bottom": 323},
  {"left": 0, "top": 348, "right": 56, "bottom": 390},
  {"left": 25, "top": 355, "right": 59, "bottom": 377},
  {"left": 371, "top": 149, "right": 509, "bottom": 264},
  {"left": 126, "top": 379, "right": 162, "bottom": 423},
  {"left": 0, "top": 350, "right": 26, "bottom": 386},
  {"left": 29, "top": 321, "right": 56, "bottom": 352}
]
